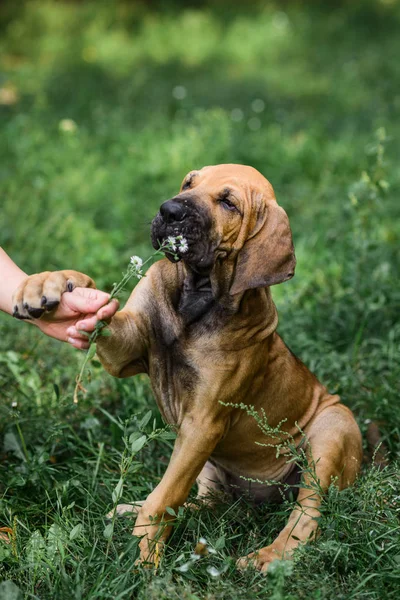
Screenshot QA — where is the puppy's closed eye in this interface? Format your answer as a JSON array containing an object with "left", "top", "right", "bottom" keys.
[{"left": 218, "top": 189, "right": 239, "bottom": 213}]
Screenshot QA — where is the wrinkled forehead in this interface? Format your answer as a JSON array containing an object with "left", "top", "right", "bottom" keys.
[{"left": 181, "top": 164, "right": 275, "bottom": 199}]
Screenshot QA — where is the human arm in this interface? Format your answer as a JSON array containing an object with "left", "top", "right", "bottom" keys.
[
  {"left": 0, "top": 247, "right": 27, "bottom": 314},
  {"left": 1, "top": 248, "right": 118, "bottom": 349}
]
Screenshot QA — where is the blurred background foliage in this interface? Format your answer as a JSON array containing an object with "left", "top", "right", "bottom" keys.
[
  {"left": 1, "top": 0, "right": 399, "bottom": 282},
  {"left": 0, "top": 2, "right": 399, "bottom": 597}
]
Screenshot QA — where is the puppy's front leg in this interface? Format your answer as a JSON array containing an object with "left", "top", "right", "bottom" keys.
[
  {"left": 96, "top": 309, "right": 149, "bottom": 377},
  {"left": 134, "top": 415, "right": 226, "bottom": 565}
]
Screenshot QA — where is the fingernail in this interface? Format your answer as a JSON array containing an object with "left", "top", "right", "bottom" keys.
[
  {"left": 67, "top": 327, "right": 77, "bottom": 336},
  {"left": 77, "top": 323, "right": 86, "bottom": 330},
  {"left": 67, "top": 337, "right": 75, "bottom": 345}
]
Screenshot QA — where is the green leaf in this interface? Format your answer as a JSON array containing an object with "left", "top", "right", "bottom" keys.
[
  {"left": 77, "top": 329, "right": 90, "bottom": 338},
  {"left": 0, "top": 581, "right": 23, "bottom": 600},
  {"left": 25, "top": 530, "right": 46, "bottom": 563},
  {"left": 80, "top": 416, "right": 100, "bottom": 430},
  {"left": 130, "top": 434, "right": 147, "bottom": 454},
  {"left": 0, "top": 544, "right": 11, "bottom": 563},
  {"left": 98, "top": 328, "right": 112, "bottom": 337},
  {"left": 69, "top": 523, "right": 83, "bottom": 541},
  {"left": 3, "top": 432, "right": 25, "bottom": 462},
  {"left": 86, "top": 344, "right": 97, "bottom": 360},
  {"left": 139, "top": 410, "right": 152, "bottom": 430},
  {"left": 165, "top": 506, "right": 176, "bottom": 516},
  {"left": 158, "top": 430, "right": 177, "bottom": 440},
  {"left": 46, "top": 523, "right": 66, "bottom": 561},
  {"left": 112, "top": 477, "right": 124, "bottom": 504},
  {"left": 103, "top": 523, "right": 113, "bottom": 540},
  {"left": 215, "top": 535, "right": 225, "bottom": 550}
]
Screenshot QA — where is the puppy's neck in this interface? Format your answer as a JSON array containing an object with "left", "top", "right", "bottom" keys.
[
  {"left": 178, "top": 260, "right": 276, "bottom": 333},
  {"left": 178, "top": 268, "right": 215, "bottom": 325}
]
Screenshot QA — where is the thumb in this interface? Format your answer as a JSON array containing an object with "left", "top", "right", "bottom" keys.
[{"left": 64, "top": 287, "right": 111, "bottom": 314}]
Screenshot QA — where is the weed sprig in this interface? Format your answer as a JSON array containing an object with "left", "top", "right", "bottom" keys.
[{"left": 73, "top": 236, "right": 187, "bottom": 403}]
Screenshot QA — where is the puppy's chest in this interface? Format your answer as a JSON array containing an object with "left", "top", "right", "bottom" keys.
[{"left": 147, "top": 310, "right": 224, "bottom": 426}]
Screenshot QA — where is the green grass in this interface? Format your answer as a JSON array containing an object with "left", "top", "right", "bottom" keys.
[{"left": 0, "top": 1, "right": 400, "bottom": 598}]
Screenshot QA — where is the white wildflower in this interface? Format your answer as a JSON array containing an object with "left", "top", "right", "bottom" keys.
[
  {"left": 130, "top": 255, "right": 143, "bottom": 270},
  {"left": 11, "top": 401, "right": 18, "bottom": 408},
  {"left": 178, "top": 238, "right": 188, "bottom": 253},
  {"left": 190, "top": 553, "right": 201, "bottom": 561},
  {"left": 199, "top": 537, "right": 207, "bottom": 545},
  {"left": 206, "top": 566, "right": 221, "bottom": 577},
  {"left": 167, "top": 236, "right": 177, "bottom": 251}
]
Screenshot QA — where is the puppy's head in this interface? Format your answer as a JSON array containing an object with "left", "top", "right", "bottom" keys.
[{"left": 151, "top": 164, "right": 296, "bottom": 293}]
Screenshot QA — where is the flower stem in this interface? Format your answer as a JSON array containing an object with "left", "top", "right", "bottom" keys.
[{"left": 73, "top": 239, "right": 182, "bottom": 403}]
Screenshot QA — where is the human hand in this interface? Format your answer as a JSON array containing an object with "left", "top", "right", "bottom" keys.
[
  {"left": 37, "top": 287, "right": 119, "bottom": 349},
  {"left": 12, "top": 270, "right": 119, "bottom": 349}
]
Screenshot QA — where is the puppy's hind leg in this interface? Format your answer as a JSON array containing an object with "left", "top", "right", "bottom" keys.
[
  {"left": 188, "top": 461, "right": 227, "bottom": 509},
  {"left": 237, "top": 403, "right": 362, "bottom": 572}
]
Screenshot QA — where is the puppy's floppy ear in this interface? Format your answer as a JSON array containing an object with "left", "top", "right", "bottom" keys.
[{"left": 230, "top": 200, "right": 296, "bottom": 295}]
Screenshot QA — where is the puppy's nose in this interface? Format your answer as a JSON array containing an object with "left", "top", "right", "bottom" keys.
[{"left": 160, "top": 200, "right": 186, "bottom": 223}]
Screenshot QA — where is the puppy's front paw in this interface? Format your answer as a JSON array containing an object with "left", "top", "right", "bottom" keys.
[
  {"left": 12, "top": 270, "right": 95, "bottom": 320},
  {"left": 237, "top": 545, "right": 291, "bottom": 573},
  {"left": 106, "top": 501, "right": 145, "bottom": 520},
  {"left": 136, "top": 537, "right": 165, "bottom": 570}
]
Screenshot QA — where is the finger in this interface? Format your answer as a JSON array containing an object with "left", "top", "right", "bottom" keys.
[
  {"left": 76, "top": 298, "right": 119, "bottom": 332},
  {"left": 97, "top": 298, "right": 119, "bottom": 320},
  {"left": 67, "top": 337, "right": 90, "bottom": 350},
  {"left": 66, "top": 326, "right": 90, "bottom": 341},
  {"left": 64, "top": 288, "right": 111, "bottom": 314},
  {"left": 74, "top": 315, "right": 99, "bottom": 333}
]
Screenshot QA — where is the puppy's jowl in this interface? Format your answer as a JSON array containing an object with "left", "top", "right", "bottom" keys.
[{"left": 14, "top": 165, "right": 362, "bottom": 571}]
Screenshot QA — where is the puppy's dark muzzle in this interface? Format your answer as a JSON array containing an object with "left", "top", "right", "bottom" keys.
[
  {"left": 160, "top": 200, "right": 187, "bottom": 224},
  {"left": 151, "top": 194, "right": 214, "bottom": 271}
]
